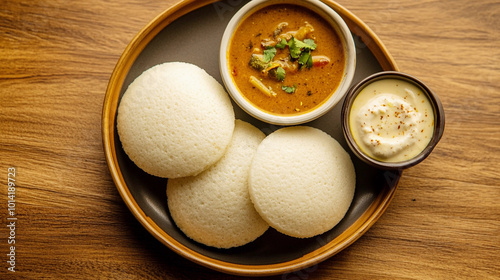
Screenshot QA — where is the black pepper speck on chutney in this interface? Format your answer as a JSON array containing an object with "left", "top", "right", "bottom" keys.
[{"left": 228, "top": 4, "right": 345, "bottom": 115}]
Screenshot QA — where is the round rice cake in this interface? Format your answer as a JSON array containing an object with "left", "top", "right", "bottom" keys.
[
  {"left": 116, "top": 62, "right": 235, "bottom": 178},
  {"left": 249, "top": 126, "right": 356, "bottom": 238},
  {"left": 167, "top": 120, "right": 269, "bottom": 248}
]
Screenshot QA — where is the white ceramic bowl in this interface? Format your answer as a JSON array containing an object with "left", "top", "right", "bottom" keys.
[{"left": 220, "top": 0, "right": 356, "bottom": 125}]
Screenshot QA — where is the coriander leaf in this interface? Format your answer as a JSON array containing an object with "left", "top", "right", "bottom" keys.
[
  {"left": 263, "top": 47, "right": 277, "bottom": 63},
  {"left": 298, "top": 51, "right": 311, "bottom": 67},
  {"left": 303, "top": 39, "right": 317, "bottom": 50},
  {"left": 288, "top": 37, "right": 303, "bottom": 59},
  {"left": 281, "top": 85, "right": 296, "bottom": 94},
  {"left": 306, "top": 53, "right": 313, "bottom": 68},
  {"left": 288, "top": 37, "right": 317, "bottom": 60},
  {"left": 292, "top": 38, "right": 310, "bottom": 49},
  {"left": 292, "top": 37, "right": 313, "bottom": 50},
  {"left": 276, "top": 38, "right": 287, "bottom": 49},
  {"left": 276, "top": 66, "right": 286, "bottom": 81}
]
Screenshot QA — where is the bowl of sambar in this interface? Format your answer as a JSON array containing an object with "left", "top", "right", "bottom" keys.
[{"left": 220, "top": 0, "right": 356, "bottom": 125}]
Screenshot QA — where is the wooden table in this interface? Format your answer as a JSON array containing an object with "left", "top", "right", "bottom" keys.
[{"left": 1, "top": 0, "right": 499, "bottom": 279}]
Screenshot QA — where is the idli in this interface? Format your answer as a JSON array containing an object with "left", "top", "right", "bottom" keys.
[
  {"left": 117, "top": 62, "right": 235, "bottom": 178},
  {"left": 249, "top": 126, "right": 356, "bottom": 238},
  {"left": 167, "top": 120, "right": 269, "bottom": 248}
]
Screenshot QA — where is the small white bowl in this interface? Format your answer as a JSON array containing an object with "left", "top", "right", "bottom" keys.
[{"left": 220, "top": 0, "right": 356, "bottom": 125}]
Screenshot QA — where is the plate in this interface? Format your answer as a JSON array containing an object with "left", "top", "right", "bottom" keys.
[{"left": 102, "top": 0, "right": 401, "bottom": 276}]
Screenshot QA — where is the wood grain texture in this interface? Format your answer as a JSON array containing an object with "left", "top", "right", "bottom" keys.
[{"left": 1, "top": 0, "right": 499, "bottom": 279}]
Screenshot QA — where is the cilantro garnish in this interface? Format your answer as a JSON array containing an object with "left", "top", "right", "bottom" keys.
[
  {"left": 288, "top": 37, "right": 303, "bottom": 59},
  {"left": 282, "top": 85, "right": 296, "bottom": 94},
  {"left": 288, "top": 37, "right": 317, "bottom": 59},
  {"left": 306, "top": 53, "right": 313, "bottom": 68},
  {"left": 248, "top": 29, "right": 320, "bottom": 93},
  {"left": 276, "top": 66, "right": 286, "bottom": 81},
  {"left": 263, "top": 47, "right": 277, "bottom": 63},
  {"left": 276, "top": 38, "right": 287, "bottom": 49},
  {"left": 303, "top": 38, "right": 317, "bottom": 49},
  {"left": 298, "top": 50, "right": 314, "bottom": 68},
  {"left": 298, "top": 50, "right": 311, "bottom": 67},
  {"left": 288, "top": 37, "right": 316, "bottom": 69}
]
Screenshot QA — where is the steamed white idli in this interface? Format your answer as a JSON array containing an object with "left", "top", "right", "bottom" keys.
[
  {"left": 248, "top": 126, "right": 356, "bottom": 238},
  {"left": 167, "top": 120, "right": 269, "bottom": 248},
  {"left": 117, "top": 62, "right": 235, "bottom": 178}
]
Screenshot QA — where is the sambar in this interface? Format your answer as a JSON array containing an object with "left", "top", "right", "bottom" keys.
[{"left": 228, "top": 4, "right": 345, "bottom": 115}]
